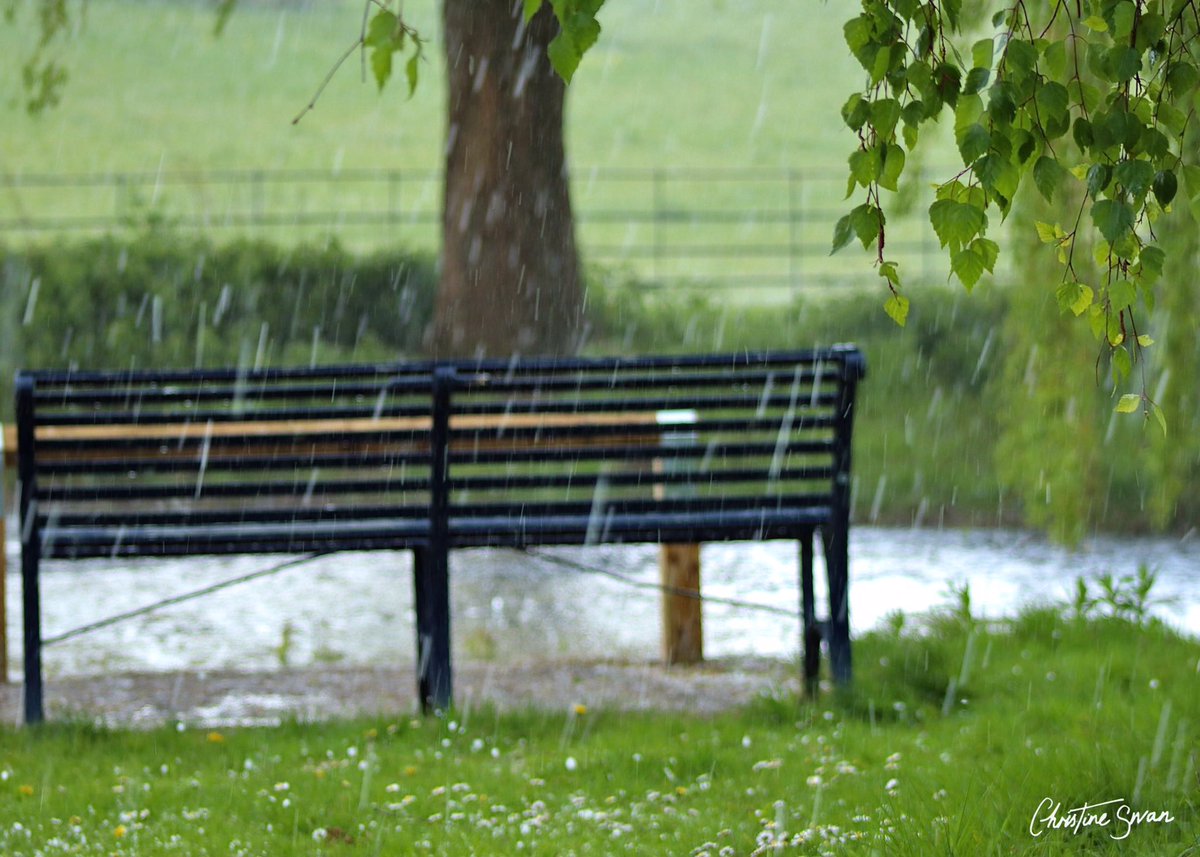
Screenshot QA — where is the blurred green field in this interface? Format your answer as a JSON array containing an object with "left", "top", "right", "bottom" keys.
[{"left": 0, "top": 0, "right": 970, "bottom": 297}]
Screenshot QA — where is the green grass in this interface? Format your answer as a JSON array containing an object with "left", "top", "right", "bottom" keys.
[
  {"left": 0, "top": 0, "right": 863, "bottom": 172},
  {"left": 2, "top": 600, "right": 1197, "bottom": 855}
]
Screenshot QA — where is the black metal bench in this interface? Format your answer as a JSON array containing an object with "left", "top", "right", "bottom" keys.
[{"left": 14, "top": 347, "right": 865, "bottom": 724}]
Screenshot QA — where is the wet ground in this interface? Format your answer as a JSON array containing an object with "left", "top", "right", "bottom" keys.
[
  {"left": 2, "top": 526, "right": 1198, "bottom": 726},
  {"left": 0, "top": 658, "right": 796, "bottom": 728}
]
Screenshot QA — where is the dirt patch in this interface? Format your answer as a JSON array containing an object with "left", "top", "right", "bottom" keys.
[{"left": 0, "top": 658, "right": 801, "bottom": 728}]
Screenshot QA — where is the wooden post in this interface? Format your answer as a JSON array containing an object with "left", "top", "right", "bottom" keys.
[
  {"left": 661, "top": 543, "right": 702, "bottom": 664},
  {"left": 655, "top": 409, "right": 702, "bottom": 665}
]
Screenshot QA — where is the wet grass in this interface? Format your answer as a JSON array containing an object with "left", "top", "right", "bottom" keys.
[{"left": 1, "top": 603, "right": 1196, "bottom": 855}]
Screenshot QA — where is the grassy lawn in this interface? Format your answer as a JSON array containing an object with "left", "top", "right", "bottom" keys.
[
  {"left": 1, "top": 597, "right": 1196, "bottom": 855},
  {"left": 0, "top": 0, "right": 968, "bottom": 291},
  {"left": 0, "top": 0, "right": 865, "bottom": 172}
]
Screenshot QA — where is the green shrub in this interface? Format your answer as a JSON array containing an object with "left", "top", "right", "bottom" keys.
[{"left": 0, "top": 232, "right": 438, "bottom": 419}]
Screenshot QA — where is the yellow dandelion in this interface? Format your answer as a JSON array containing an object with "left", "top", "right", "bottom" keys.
[
  {"left": 113, "top": 824, "right": 127, "bottom": 838},
  {"left": 404, "top": 765, "right": 418, "bottom": 776},
  {"left": 676, "top": 786, "right": 688, "bottom": 796},
  {"left": 18, "top": 784, "right": 34, "bottom": 797},
  {"left": 314, "top": 769, "right": 327, "bottom": 780},
  {"left": 573, "top": 703, "right": 588, "bottom": 716},
  {"left": 364, "top": 728, "right": 378, "bottom": 740},
  {"left": 69, "top": 816, "right": 81, "bottom": 825},
  {"left": 206, "top": 731, "right": 225, "bottom": 744}
]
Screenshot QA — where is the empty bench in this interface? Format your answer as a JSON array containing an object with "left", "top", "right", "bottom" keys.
[{"left": 14, "top": 347, "right": 866, "bottom": 723}]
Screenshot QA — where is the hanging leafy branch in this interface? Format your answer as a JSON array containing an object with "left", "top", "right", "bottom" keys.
[
  {"left": 834, "top": 0, "right": 1198, "bottom": 424},
  {"left": 295, "top": 0, "right": 603, "bottom": 123},
  {"left": 5, "top": 0, "right": 76, "bottom": 112}
]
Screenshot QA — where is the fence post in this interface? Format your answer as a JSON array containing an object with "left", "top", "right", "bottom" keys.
[
  {"left": 388, "top": 171, "right": 400, "bottom": 225},
  {"left": 788, "top": 168, "right": 799, "bottom": 293},
  {"left": 652, "top": 168, "right": 664, "bottom": 281},
  {"left": 252, "top": 170, "right": 265, "bottom": 226}
]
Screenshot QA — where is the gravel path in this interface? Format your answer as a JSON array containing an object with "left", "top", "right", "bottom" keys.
[{"left": 0, "top": 658, "right": 799, "bottom": 728}]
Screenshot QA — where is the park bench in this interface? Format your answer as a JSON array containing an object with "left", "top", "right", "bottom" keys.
[{"left": 10, "top": 347, "right": 866, "bottom": 724}]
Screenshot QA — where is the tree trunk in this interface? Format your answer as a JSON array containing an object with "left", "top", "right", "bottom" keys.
[{"left": 434, "top": 0, "right": 583, "bottom": 358}]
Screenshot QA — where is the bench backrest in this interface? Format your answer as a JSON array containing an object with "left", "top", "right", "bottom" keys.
[
  {"left": 15, "top": 364, "right": 439, "bottom": 559},
  {"left": 439, "top": 347, "right": 864, "bottom": 547},
  {"left": 15, "top": 347, "right": 864, "bottom": 558}
]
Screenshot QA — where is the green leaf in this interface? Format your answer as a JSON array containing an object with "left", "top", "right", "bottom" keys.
[
  {"left": 1055, "top": 281, "right": 1094, "bottom": 316},
  {"left": 405, "top": 51, "right": 420, "bottom": 97},
  {"left": 879, "top": 143, "right": 906, "bottom": 192},
  {"left": 1042, "top": 38, "right": 1067, "bottom": 79},
  {"left": 850, "top": 204, "right": 884, "bottom": 249},
  {"left": 928, "top": 199, "right": 986, "bottom": 249},
  {"left": 1035, "top": 82, "right": 1070, "bottom": 138},
  {"left": 958, "top": 123, "right": 990, "bottom": 164},
  {"left": 1072, "top": 117, "right": 1094, "bottom": 149},
  {"left": 1152, "top": 170, "right": 1178, "bottom": 206},
  {"left": 971, "top": 237, "right": 999, "bottom": 272},
  {"left": 841, "top": 94, "right": 870, "bottom": 130},
  {"left": 1109, "top": 277, "right": 1136, "bottom": 311},
  {"left": 871, "top": 43, "right": 893, "bottom": 85},
  {"left": 1082, "top": 14, "right": 1108, "bottom": 31},
  {"left": 878, "top": 260, "right": 901, "bottom": 285},
  {"left": 952, "top": 245, "right": 985, "bottom": 290},
  {"left": 934, "top": 62, "right": 962, "bottom": 108},
  {"left": 1093, "top": 199, "right": 1135, "bottom": 245},
  {"left": 365, "top": 10, "right": 399, "bottom": 48},
  {"left": 524, "top": 0, "right": 543, "bottom": 21},
  {"left": 370, "top": 46, "right": 393, "bottom": 91},
  {"left": 1004, "top": 39, "right": 1038, "bottom": 76},
  {"left": 1137, "top": 334, "right": 1155, "bottom": 347},
  {"left": 1114, "top": 159, "right": 1154, "bottom": 198},
  {"left": 871, "top": 98, "right": 902, "bottom": 139},
  {"left": 547, "top": 32, "right": 581, "bottom": 83},
  {"left": 1167, "top": 61, "right": 1200, "bottom": 97},
  {"left": 964, "top": 66, "right": 990, "bottom": 94},
  {"left": 972, "top": 38, "right": 994, "bottom": 70},
  {"left": 848, "top": 147, "right": 880, "bottom": 187},
  {"left": 830, "top": 214, "right": 856, "bottom": 255},
  {"left": 546, "top": 3, "right": 602, "bottom": 83},
  {"left": 1086, "top": 164, "right": 1113, "bottom": 197},
  {"left": 1115, "top": 393, "right": 1141, "bottom": 414},
  {"left": 1035, "top": 221, "right": 1060, "bottom": 244},
  {"left": 1112, "top": 347, "right": 1132, "bottom": 383},
  {"left": 1151, "top": 402, "right": 1167, "bottom": 435},
  {"left": 978, "top": 153, "right": 1019, "bottom": 210},
  {"left": 1139, "top": 244, "right": 1166, "bottom": 281},
  {"left": 1107, "top": 45, "right": 1142, "bottom": 82},
  {"left": 884, "top": 293, "right": 910, "bottom": 327},
  {"left": 1033, "top": 155, "right": 1066, "bottom": 203},
  {"left": 1110, "top": 1, "right": 1135, "bottom": 39}
]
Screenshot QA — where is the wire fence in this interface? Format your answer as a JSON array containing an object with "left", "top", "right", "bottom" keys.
[{"left": 0, "top": 166, "right": 971, "bottom": 297}]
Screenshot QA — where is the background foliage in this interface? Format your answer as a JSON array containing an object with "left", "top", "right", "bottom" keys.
[{"left": 3, "top": 233, "right": 1195, "bottom": 536}]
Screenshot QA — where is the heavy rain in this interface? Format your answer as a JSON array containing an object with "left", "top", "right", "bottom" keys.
[{"left": 1, "top": 0, "right": 1198, "bottom": 853}]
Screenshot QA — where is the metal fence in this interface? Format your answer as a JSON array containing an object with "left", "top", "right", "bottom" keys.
[{"left": 0, "top": 166, "right": 959, "bottom": 296}]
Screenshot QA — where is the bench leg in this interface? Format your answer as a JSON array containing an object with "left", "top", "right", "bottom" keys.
[
  {"left": 22, "top": 528, "right": 44, "bottom": 724},
  {"left": 821, "top": 525, "right": 852, "bottom": 686},
  {"left": 799, "top": 531, "right": 820, "bottom": 697},
  {"left": 412, "top": 546, "right": 452, "bottom": 713}
]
